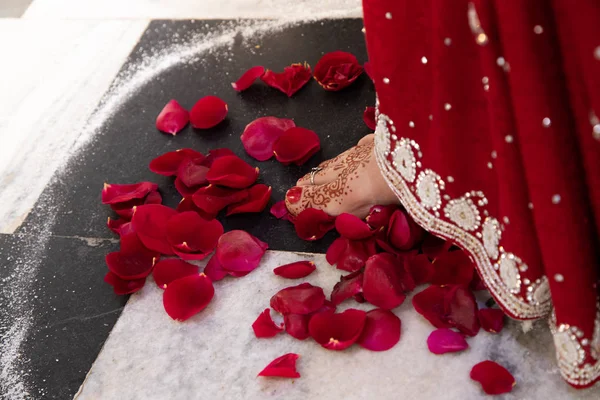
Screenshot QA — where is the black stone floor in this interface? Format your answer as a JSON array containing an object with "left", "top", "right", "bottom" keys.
[{"left": 0, "top": 19, "right": 372, "bottom": 399}]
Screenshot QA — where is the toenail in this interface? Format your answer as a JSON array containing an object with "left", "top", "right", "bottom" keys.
[{"left": 286, "top": 186, "right": 302, "bottom": 204}]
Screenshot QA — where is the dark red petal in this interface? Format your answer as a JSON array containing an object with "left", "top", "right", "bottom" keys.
[
  {"left": 190, "top": 96, "right": 228, "bottom": 129},
  {"left": 201, "top": 148, "right": 236, "bottom": 168},
  {"left": 422, "top": 233, "right": 453, "bottom": 260},
  {"left": 283, "top": 314, "right": 310, "bottom": 340},
  {"left": 337, "top": 238, "right": 376, "bottom": 272},
  {"left": 105, "top": 251, "right": 155, "bottom": 280},
  {"left": 216, "top": 230, "right": 268, "bottom": 273},
  {"left": 330, "top": 270, "right": 363, "bottom": 305},
  {"left": 412, "top": 285, "right": 454, "bottom": 329},
  {"left": 174, "top": 175, "right": 202, "bottom": 197},
  {"left": 387, "top": 209, "right": 424, "bottom": 251},
  {"left": 192, "top": 185, "right": 249, "bottom": 215},
  {"left": 427, "top": 328, "right": 469, "bottom": 354},
  {"left": 470, "top": 270, "right": 488, "bottom": 291},
  {"left": 176, "top": 197, "right": 217, "bottom": 220},
  {"left": 118, "top": 231, "right": 158, "bottom": 256},
  {"left": 273, "top": 261, "right": 315, "bottom": 279},
  {"left": 326, "top": 237, "right": 347, "bottom": 266},
  {"left": 149, "top": 149, "right": 203, "bottom": 176},
  {"left": 257, "top": 353, "right": 300, "bottom": 378},
  {"left": 363, "top": 253, "right": 414, "bottom": 309},
  {"left": 110, "top": 190, "right": 162, "bottom": 220},
  {"left": 270, "top": 200, "right": 289, "bottom": 219},
  {"left": 260, "top": 62, "right": 312, "bottom": 97},
  {"left": 101, "top": 182, "right": 158, "bottom": 205},
  {"left": 404, "top": 254, "right": 434, "bottom": 286},
  {"left": 107, "top": 217, "right": 133, "bottom": 237},
  {"left": 166, "top": 211, "right": 223, "bottom": 258},
  {"left": 104, "top": 271, "right": 145, "bottom": 295},
  {"left": 363, "top": 61, "right": 373, "bottom": 81},
  {"left": 156, "top": 99, "right": 189, "bottom": 135},
  {"left": 177, "top": 157, "right": 210, "bottom": 187},
  {"left": 226, "top": 184, "right": 271, "bottom": 216},
  {"left": 430, "top": 250, "right": 475, "bottom": 286},
  {"left": 335, "top": 213, "right": 375, "bottom": 240},
  {"left": 445, "top": 285, "right": 480, "bottom": 336},
  {"left": 478, "top": 308, "right": 505, "bottom": 334},
  {"left": 241, "top": 117, "right": 296, "bottom": 161},
  {"left": 294, "top": 208, "right": 335, "bottom": 241},
  {"left": 313, "top": 51, "right": 363, "bottom": 91},
  {"left": 252, "top": 308, "right": 284, "bottom": 338},
  {"left": 273, "top": 127, "right": 320, "bottom": 166},
  {"left": 357, "top": 309, "right": 401, "bottom": 351},
  {"left": 203, "top": 254, "right": 227, "bottom": 281},
  {"left": 270, "top": 282, "right": 325, "bottom": 315},
  {"left": 163, "top": 274, "right": 214, "bottom": 321},
  {"left": 363, "top": 107, "right": 376, "bottom": 130},
  {"left": 365, "top": 204, "right": 398, "bottom": 230},
  {"left": 131, "top": 204, "right": 178, "bottom": 255},
  {"left": 308, "top": 309, "right": 367, "bottom": 350},
  {"left": 231, "top": 66, "right": 265, "bottom": 91},
  {"left": 206, "top": 155, "right": 259, "bottom": 189},
  {"left": 470, "top": 361, "right": 516, "bottom": 395},
  {"left": 152, "top": 258, "right": 199, "bottom": 289}
]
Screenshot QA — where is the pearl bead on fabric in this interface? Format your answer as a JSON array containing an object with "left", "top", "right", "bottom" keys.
[
  {"left": 543, "top": 117, "right": 552, "bottom": 127},
  {"left": 552, "top": 194, "right": 562, "bottom": 204},
  {"left": 554, "top": 274, "right": 564, "bottom": 282}
]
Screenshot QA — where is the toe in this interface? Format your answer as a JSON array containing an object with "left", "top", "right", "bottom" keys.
[
  {"left": 357, "top": 134, "right": 374, "bottom": 146},
  {"left": 285, "top": 183, "right": 338, "bottom": 217}
]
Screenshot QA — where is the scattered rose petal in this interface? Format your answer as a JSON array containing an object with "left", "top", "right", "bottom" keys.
[
  {"left": 313, "top": 51, "right": 363, "bottom": 91},
  {"left": 203, "top": 254, "right": 227, "bottom": 281},
  {"left": 226, "top": 184, "right": 271, "bottom": 216},
  {"left": 152, "top": 258, "right": 199, "bottom": 289},
  {"left": 156, "top": 99, "right": 189, "bottom": 135},
  {"left": 427, "top": 328, "right": 469, "bottom": 354},
  {"left": 110, "top": 190, "right": 162, "bottom": 220},
  {"left": 326, "top": 237, "right": 376, "bottom": 272},
  {"left": 308, "top": 309, "right": 367, "bottom": 350},
  {"left": 232, "top": 66, "right": 265, "bottom": 91},
  {"left": 206, "top": 155, "right": 259, "bottom": 189},
  {"left": 283, "top": 313, "right": 310, "bottom": 340},
  {"left": 261, "top": 63, "right": 312, "bottom": 97},
  {"left": 131, "top": 204, "right": 178, "bottom": 255},
  {"left": 330, "top": 270, "right": 363, "bottom": 306},
  {"left": 273, "top": 127, "right": 320, "bottom": 166},
  {"left": 270, "top": 282, "right": 325, "bottom": 315},
  {"left": 216, "top": 230, "right": 268, "bottom": 273},
  {"left": 386, "top": 209, "right": 425, "bottom": 251},
  {"left": 163, "top": 274, "right": 214, "bottom": 321},
  {"left": 107, "top": 217, "right": 134, "bottom": 237},
  {"left": 177, "top": 157, "right": 209, "bottom": 188},
  {"left": 335, "top": 213, "right": 375, "bottom": 240},
  {"left": 478, "top": 308, "right": 505, "bottom": 333},
  {"left": 257, "top": 353, "right": 300, "bottom": 378},
  {"left": 363, "top": 106, "right": 376, "bottom": 130},
  {"left": 252, "top": 308, "right": 284, "bottom": 338},
  {"left": 192, "top": 185, "right": 248, "bottom": 215},
  {"left": 294, "top": 208, "right": 335, "bottom": 241},
  {"left": 270, "top": 200, "right": 289, "bottom": 219},
  {"left": 105, "top": 247, "right": 156, "bottom": 280},
  {"left": 430, "top": 250, "right": 474, "bottom": 286},
  {"left": 363, "top": 61, "right": 373, "bottom": 81},
  {"left": 241, "top": 117, "right": 296, "bottom": 161},
  {"left": 363, "top": 253, "right": 415, "bottom": 309},
  {"left": 365, "top": 204, "right": 398, "bottom": 230},
  {"left": 470, "top": 271, "right": 487, "bottom": 291},
  {"left": 176, "top": 196, "right": 214, "bottom": 220},
  {"left": 149, "top": 149, "right": 203, "bottom": 176},
  {"left": 202, "top": 148, "right": 236, "bottom": 168},
  {"left": 166, "top": 211, "right": 224, "bottom": 260},
  {"left": 422, "top": 234, "right": 452, "bottom": 260},
  {"left": 273, "top": 261, "right": 316, "bottom": 279},
  {"left": 404, "top": 254, "right": 434, "bottom": 285},
  {"left": 357, "top": 309, "right": 401, "bottom": 351},
  {"left": 102, "top": 182, "right": 158, "bottom": 205},
  {"left": 104, "top": 271, "right": 145, "bottom": 295},
  {"left": 190, "top": 96, "right": 228, "bottom": 129},
  {"left": 470, "top": 361, "right": 516, "bottom": 395},
  {"left": 445, "top": 285, "right": 480, "bottom": 336},
  {"left": 412, "top": 285, "right": 454, "bottom": 329}
]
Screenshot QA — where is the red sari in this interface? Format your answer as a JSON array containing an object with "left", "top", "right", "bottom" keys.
[{"left": 363, "top": 0, "right": 600, "bottom": 389}]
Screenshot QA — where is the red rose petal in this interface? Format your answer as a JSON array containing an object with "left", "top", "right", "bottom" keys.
[
  {"left": 273, "top": 127, "right": 320, "bottom": 166},
  {"left": 270, "top": 282, "right": 325, "bottom": 315},
  {"left": 470, "top": 271, "right": 488, "bottom": 291},
  {"left": 152, "top": 258, "right": 199, "bottom": 289},
  {"left": 174, "top": 175, "right": 199, "bottom": 197},
  {"left": 308, "top": 309, "right": 367, "bottom": 350},
  {"left": 163, "top": 273, "right": 214, "bottom": 321},
  {"left": 190, "top": 96, "right": 228, "bottom": 129},
  {"left": 412, "top": 285, "right": 454, "bottom": 329},
  {"left": 387, "top": 209, "right": 424, "bottom": 251},
  {"left": 430, "top": 250, "right": 475, "bottom": 286},
  {"left": 241, "top": 116, "right": 296, "bottom": 161},
  {"left": 166, "top": 211, "right": 223, "bottom": 260},
  {"left": 104, "top": 271, "right": 145, "bottom": 295},
  {"left": 364, "top": 61, "right": 373, "bottom": 81},
  {"left": 270, "top": 200, "right": 289, "bottom": 219},
  {"left": 404, "top": 254, "right": 434, "bottom": 286},
  {"left": 131, "top": 204, "right": 178, "bottom": 255},
  {"left": 313, "top": 51, "right": 363, "bottom": 91},
  {"left": 363, "top": 106, "right": 376, "bottom": 130},
  {"left": 326, "top": 237, "right": 346, "bottom": 265},
  {"left": 156, "top": 99, "right": 189, "bottom": 135},
  {"left": 107, "top": 217, "right": 133, "bottom": 237},
  {"left": 260, "top": 62, "right": 312, "bottom": 97},
  {"left": 335, "top": 213, "right": 375, "bottom": 240},
  {"left": 478, "top": 308, "right": 505, "bottom": 334},
  {"left": 422, "top": 233, "right": 452, "bottom": 260},
  {"left": 294, "top": 208, "right": 335, "bottom": 241},
  {"left": 470, "top": 361, "right": 516, "bottom": 395},
  {"left": 252, "top": 308, "right": 284, "bottom": 338},
  {"left": 363, "top": 253, "right": 414, "bottom": 309},
  {"left": 445, "top": 285, "right": 480, "bottom": 336},
  {"left": 101, "top": 182, "right": 158, "bottom": 205},
  {"left": 216, "top": 230, "right": 268, "bottom": 273},
  {"left": 192, "top": 185, "right": 249, "bottom": 215},
  {"left": 283, "top": 313, "right": 310, "bottom": 340},
  {"left": 202, "top": 148, "right": 236, "bottom": 168},
  {"left": 105, "top": 249, "right": 156, "bottom": 280},
  {"left": 257, "top": 353, "right": 300, "bottom": 378},
  {"left": 427, "top": 328, "right": 469, "bottom": 354},
  {"left": 176, "top": 197, "right": 216, "bottom": 220},
  {"left": 205, "top": 155, "right": 259, "bottom": 189},
  {"left": 357, "top": 309, "right": 401, "bottom": 351},
  {"left": 203, "top": 254, "right": 227, "bottom": 281},
  {"left": 337, "top": 238, "right": 377, "bottom": 272},
  {"left": 365, "top": 204, "right": 398, "bottom": 230},
  {"left": 177, "top": 157, "right": 210, "bottom": 188},
  {"left": 231, "top": 66, "right": 265, "bottom": 91},
  {"left": 330, "top": 270, "right": 363, "bottom": 306},
  {"left": 226, "top": 184, "right": 271, "bottom": 216},
  {"left": 273, "top": 261, "right": 316, "bottom": 279},
  {"left": 110, "top": 190, "right": 162, "bottom": 220},
  {"left": 149, "top": 149, "right": 203, "bottom": 176}
]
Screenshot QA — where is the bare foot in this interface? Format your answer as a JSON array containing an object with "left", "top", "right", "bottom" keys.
[{"left": 285, "top": 134, "right": 400, "bottom": 218}]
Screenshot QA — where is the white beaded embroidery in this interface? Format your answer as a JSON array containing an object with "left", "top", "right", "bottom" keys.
[
  {"left": 444, "top": 197, "right": 481, "bottom": 231},
  {"left": 416, "top": 170, "right": 443, "bottom": 210},
  {"left": 592, "top": 314, "right": 600, "bottom": 359},
  {"left": 554, "top": 329, "right": 585, "bottom": 366},
  {"left": 531, "top": 277, "right": 551, "bottom": 305},
  {"left": 392, "top": 139, "right": 417, "bottom": 183},
  {"left": 482, "top": 218, "right": 501, "bottom": 259},
  {"left": 498, "top": 254, "right": 521, "bottom": 293}
]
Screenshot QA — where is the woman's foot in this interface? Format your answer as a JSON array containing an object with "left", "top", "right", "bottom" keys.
[{"left": 285, "top": 134, "right": 400, "bottom": 218}]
